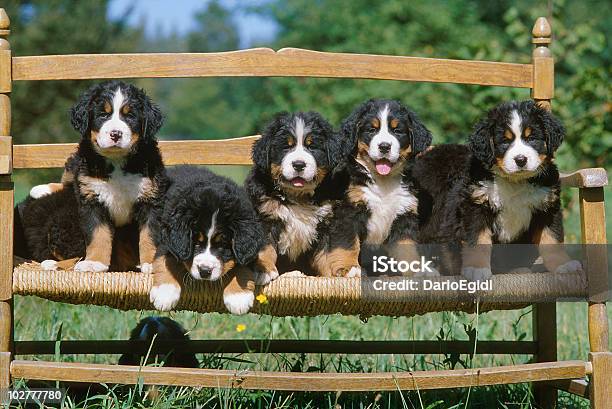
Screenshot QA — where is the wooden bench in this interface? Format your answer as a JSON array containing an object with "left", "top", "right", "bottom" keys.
[{"left": 0, "top": 10, "right": 609, "bottom": 407}]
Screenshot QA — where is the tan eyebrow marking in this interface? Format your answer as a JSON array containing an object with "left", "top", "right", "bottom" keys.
[
  {"left": 504, "top": 129, "right": 514, "bottom": 140},
  {"left": 121, "top": 104, "right": 130, "bottom": 115},
  {"left": 523, "top": 127, "right": 532, "bottom": 137},
  {"left": 390, "top": 118, "right": 399, "bottom": 129},
  {"left": 104, "top": 101, "right": 112, "bottom": 114},
  {"left": 370, "top": 118, "right": 380, "bottom": 128}
]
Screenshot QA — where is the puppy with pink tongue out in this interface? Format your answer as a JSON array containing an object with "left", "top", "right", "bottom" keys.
[{"left": 331, "top": 99, "right": 433, "bottom": 275}]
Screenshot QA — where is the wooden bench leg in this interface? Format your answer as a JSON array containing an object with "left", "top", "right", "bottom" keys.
[
  {"left": 589, "top": 352, "right": 612, "bottom": 409},
  {"left": 533, "top": 303, "right": 558, "bottom": 408}
]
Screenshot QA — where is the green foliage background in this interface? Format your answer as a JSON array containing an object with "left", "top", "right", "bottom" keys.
[{"left": 5, "top": 0, "right": 610, "bottom": 241}]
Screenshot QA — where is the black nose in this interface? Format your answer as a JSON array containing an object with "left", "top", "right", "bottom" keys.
[
  {"left": 378, "top": 142, "right": 391, "bottom": 154},
  {"left": 198, "top": 266, "right": 212, "bottom": 279},
  {"left": 514, "top": 155, "right": 528, "bottom": 168},
  {"left": 292, "top": 160, "right": 306, "bottom": 172},
  {"left": 110, "top": 130, "right": 123, "bottom": 142}
]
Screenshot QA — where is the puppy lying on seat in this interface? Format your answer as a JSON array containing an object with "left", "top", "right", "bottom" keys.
[
  {"left": 17, "top": 81, "right": 165, "bottom": 273},
  {"left": 149, "top": 165, "right": 265, "bottom": 315},
  {"left": 415, "top": 100, "right": 582, "bottom": 279}
]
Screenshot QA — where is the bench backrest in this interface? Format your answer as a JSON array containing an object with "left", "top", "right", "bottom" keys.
[{"left": 0, "top": 16, "right": 555, "bottom": 171}]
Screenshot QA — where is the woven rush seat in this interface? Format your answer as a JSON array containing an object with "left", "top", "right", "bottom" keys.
[{"left": 13, "top": 261, "right": 587, "bottom": 317}]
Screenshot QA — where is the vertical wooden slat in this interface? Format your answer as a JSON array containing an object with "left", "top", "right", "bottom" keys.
[
  {"left": 588, "top": 352, "right": 612, "bottom": 409},
  {"left": 0, "top": 7, "right": 12, "bottom": 391},
  {"left": 530, "top": 17, "right": 558, "bottom": 409}
]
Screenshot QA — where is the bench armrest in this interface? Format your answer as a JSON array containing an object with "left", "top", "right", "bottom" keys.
[{"left": 560, "top": 168, "right": 608, "bottom": 188}]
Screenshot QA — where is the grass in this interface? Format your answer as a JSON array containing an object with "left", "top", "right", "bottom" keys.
[{"left": 8, "top": 169, "right": 611, "bottom": 408}]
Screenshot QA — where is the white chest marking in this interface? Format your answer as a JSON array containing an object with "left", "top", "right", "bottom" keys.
[
  {"left": 483, "top": 176, "right": 552, "bottom": 242},
  {"left": 361, "top": 176, "right": 417, "bottom": 245},
  {"left": 263, "top": 201, "right": 332, "bottom": 261},
  {"left": 84, "top": 169, "right": 152, "bottom": 226}
]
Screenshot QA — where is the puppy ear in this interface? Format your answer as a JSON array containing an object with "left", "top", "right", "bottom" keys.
[
  {"left": 224, "top": 189, "right": 265, "bottom": 265},
  {"left": 340, "top": 101, "right": 371, "bottom": 157},
  {"left": 141, "top": 90, "right": 164, "bottom": 139},
  {"left": 70, "top": 85, "right": 98, "bottom": 135},
  {"left": 253, "top": 112, "right": 287, "bottom": 171},
  {"left": 532, "top": 102, "right": 565, "bottom": 156},
  {"left": 407, "top": 111, "right": 433, "bottom": 155},
  {"left": 468, "top": 115, "right": 496, "bottom": 167},
  {"left": 161, "top": 200, "right": 194, "bottom": 261}
]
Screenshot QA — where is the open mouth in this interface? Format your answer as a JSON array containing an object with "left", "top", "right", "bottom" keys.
[
  {"left": 374, "top": 159, "right": 394, "bottom": 176},
  {"left": 289, "top": 177, "right": 307, "bottom": 187}
]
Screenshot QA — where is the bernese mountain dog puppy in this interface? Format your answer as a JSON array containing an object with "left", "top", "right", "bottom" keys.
[
  {"left": 245, "top": 111, "right": 356, "bottom": 281},
  {"left": 415, "top": 100, "right": 582, "bottom": 279},
  {"left": 336, "top": 99, "right": 433, "bottom": 274},
  {"left": 118, "top": 316, "right": 198, "bottom": 368},
  {"left": 19, "top": 80, "right": 165, "bottom": 273},
  {"left": 149, "top": 165, "right": 265, "bottom": 315}
]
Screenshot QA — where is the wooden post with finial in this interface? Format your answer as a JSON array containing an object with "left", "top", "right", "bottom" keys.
[
  {"left": 0, "top": 6, "right": 13, "bottom": 391},
  {"left": 531, "top": 16, "right": 559, "bottom": 409},
  {"left": 531, "top": 17, "right": 554, "bottom": 111}
]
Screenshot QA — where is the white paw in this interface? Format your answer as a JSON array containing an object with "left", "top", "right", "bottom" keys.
[
  {"left": 256, "top": 269, "right": 279, "bottom": 285},
  {"left": 461, "top": 266, "right": 492, "bottom": 281},
  {"left": 345, "top": 266, "right": 363, "bottom": 278},
  {"left": 40, "top": 260, "right": 58, "bottom": 271},
  {"left": 139, "top": 263, "right": 153, "bottom": 274},
  {"left": 224, "top": 291, "right": 254, "bottom": 315},
  {"left": 29, "top": 184, "right": 53, "bottom": 199},
  {"left": 282, "top": 270, "right": 306, "bottom": 278},
  {"left": 74, "top": 260, "right": 108, "bottom": 273},
  {"left": 415, "top": 266, "right": 441, "bottom": 277},
  {"left": 555, "top": 260, "right": 583, "bottom": 274},
  {"left": 150, "top": 284, "right": 181, "bottom": 311}
]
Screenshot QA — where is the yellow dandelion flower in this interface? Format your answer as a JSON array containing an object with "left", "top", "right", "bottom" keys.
[
  {"left": 256, "top": 293, "right": 268, "bottom": 304},
  {"left": 236, "top": 324, "right": 246, "bottom": 332}
]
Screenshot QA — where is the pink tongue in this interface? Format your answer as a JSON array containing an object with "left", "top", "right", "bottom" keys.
[
  {"left": 291, "top": 178, "right": 305, "bottom": 187},
  {"left": 376, "top": 161, "right": 392, "bottom": 175}
]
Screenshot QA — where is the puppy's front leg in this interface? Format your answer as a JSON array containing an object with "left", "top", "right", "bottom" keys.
[
  {"left": 254, "top": 244, "right": 279, "bottom": 285},
  {"left": 223, "top": 266, "right": 256, "bottom": 315},
  {"left": 314, "top": 238, "right": 361, "bottom": 278},
  {"left": 388, "top": 238, "right": 439, "bottom": 277},
  {"left": 138, "top": 223, "right": 157, "bottom": 274},
  {"left": 150, "top": 254, "right": 183, "bottom": 311},
  {"left": 461, "top": 228, "right": 492, "bottom": 280},
  {"left": 75, "top": 219, "right": 113, "bottom": 273},
  {"left": 534, "top": 226, "right": 582, "bottom": 274}
]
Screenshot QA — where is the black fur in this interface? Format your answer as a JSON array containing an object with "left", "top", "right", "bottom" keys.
[
  {"left": 16, "top": 81, "right": 166, "bottom": 270},
  {"left": 152, "top": 165, "right": 265, "bottom": 277},
  {"left": 416, "top": 100, "right": 566, "bottom": 273},
  {"left": 246, "top": 112, "right": 351, "bottom": 276},
  {"left": 335, "top": 99, "right": 433, "bottom": 273},
  {"left": 118, "top": 316, "right": 198, "bottom": 368}
]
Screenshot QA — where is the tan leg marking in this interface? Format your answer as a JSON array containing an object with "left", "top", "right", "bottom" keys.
[
  {"left": 313, "top": 239, "right": 360, "bottom": 277},
  {"left": 387, "top": 238, "right": 421, "bottom": 276},
  {"left": 255, "top": 244, "right": 278, "bottom": 274},
  {"left": 533, "top": 227, "right": 571, "bottom": 273},
  {"left": 462, "top": 228, "right": 492, "bottom": 269},
  {"left": 85, "top": 224, "right": 113, "bottom": 266},
  {"left": 138, "top": 224, "right": 157, "bottom": 267},
  {"left": 223, "top": 266, "right": 256, "bottom": 315},
  {"left": 150, "top": 254, "right": 183, "bottom": 311}
]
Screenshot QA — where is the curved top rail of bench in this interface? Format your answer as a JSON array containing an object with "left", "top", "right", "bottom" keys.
[{"left": 11, "top": 47, "right": 533, "bottom": 88}]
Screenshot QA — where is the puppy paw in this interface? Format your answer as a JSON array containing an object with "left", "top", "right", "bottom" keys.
[
  {"left": 461, "top": 266, "right": 492, "bottom": 281},
  {"left": 139, "top": 263, "right": 153, "bottom": 274},
  {"left": 150, "top": 284, "right": 181, "bottom": 311},
  {"left": 29, "top": 184, "right": 53, "bottom": 199},
  {"left": 74, "top": 260, "right": 109, "bottom": 273},
  {"left": 415, "top": 266, "right": 441, "bottom": 277},
  {"left": 555, "top": 260, "right": 583, "bottom": 274},
  {"left": 282, "top": 270, "right": 306, "bottom": 278},
  {"left": 256, "top": 269, "right": 279, "bottom": 286},
  {"left": 224, "top": 291, "right": 254, "bottom": 315},
  {"left": 40, "top": 260, "right": 58, "bottom": 271},
  {"left": 345, "top": 266, "right": 363, "bottom": 278}
]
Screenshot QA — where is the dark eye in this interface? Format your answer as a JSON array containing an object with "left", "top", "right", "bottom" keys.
[{"left": 392, "top": 127, "right": 402, "bottom": 134}]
